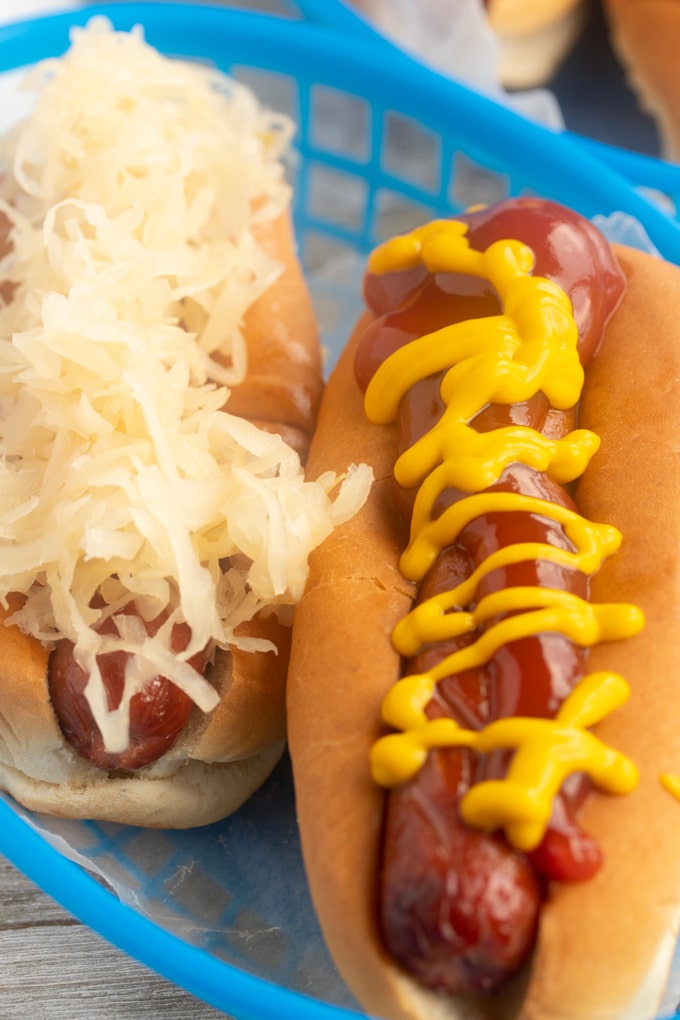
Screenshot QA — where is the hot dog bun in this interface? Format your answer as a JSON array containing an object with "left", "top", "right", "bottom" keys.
[
  {"left": 603, "top": 0, "right": 680, "bottom": 160},
  {"left": 0, "top": 206, "right": 320, "bottom": 831},
  {"left": 0, "top": 600, "right": 286, "bottom": 829},
  {"left": 287, "top": 241, "right": 680, "bottom": 1019},
  {"left": 519, "top": 242, "right": 680, "bottom": 1020},
  {"left": 222, "top": 211, "right": 322, "bottom": 461}
]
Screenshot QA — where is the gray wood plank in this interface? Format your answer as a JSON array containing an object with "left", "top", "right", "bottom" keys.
[{"left": 0, "top": 856, "right": 231, "bottom": 1019}]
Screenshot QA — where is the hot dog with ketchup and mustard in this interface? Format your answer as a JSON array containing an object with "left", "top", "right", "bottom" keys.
[{"left": 288, "top": 196, "right": 680, "bottom": 1019}]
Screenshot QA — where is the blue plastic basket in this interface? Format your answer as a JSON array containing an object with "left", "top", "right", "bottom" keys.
[{"left": 0, "top": 4, "right": 678, "bottom": 1019}]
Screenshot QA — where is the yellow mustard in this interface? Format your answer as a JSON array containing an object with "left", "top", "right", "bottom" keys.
[
  {"left": 660, "top": 774, "right": 680, "bottom": 802},
  {"left": 365, "top": 219, "right": 642, "bottom": 851}
]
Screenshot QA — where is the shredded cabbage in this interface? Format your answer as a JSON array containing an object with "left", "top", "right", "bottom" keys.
[{"left": 0, "top": 19, "right": 373, "bottom": 754}]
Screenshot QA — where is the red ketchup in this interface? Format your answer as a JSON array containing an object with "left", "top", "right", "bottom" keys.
[{"left": 354, "top": 198, "right": 626, "bottom": 993}]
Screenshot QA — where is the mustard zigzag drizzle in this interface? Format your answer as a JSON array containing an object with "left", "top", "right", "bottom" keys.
[{"left": 365, "top": 219, "right": 642, "bottom": 852}]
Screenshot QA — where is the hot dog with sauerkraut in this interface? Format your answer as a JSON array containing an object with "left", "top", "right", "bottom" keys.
[{"left": 0, "top": 20, "right": 371, "bottom": 829}]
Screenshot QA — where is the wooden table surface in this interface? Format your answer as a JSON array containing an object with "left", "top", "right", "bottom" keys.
[{"left": 0, "top": 855, "right": 230, "bottom": 1019}]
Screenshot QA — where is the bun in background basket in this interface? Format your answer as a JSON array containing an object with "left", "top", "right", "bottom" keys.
[
  {"left": 0, "top": 16, "right": 370, "bottom": 829},
  {"left": 604, "top": 0, "right": 680, "bottom": 161},
  {"left": 347, "top": 0, "right": 587, "bottom": 89}
]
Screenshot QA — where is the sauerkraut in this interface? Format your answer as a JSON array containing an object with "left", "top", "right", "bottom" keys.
[{"left": 0, "top": 19, "right": 372, "bottom": 754}]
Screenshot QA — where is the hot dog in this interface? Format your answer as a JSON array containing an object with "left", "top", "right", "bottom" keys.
[
  {"left": 0, "top": 20, "right": 371, "bottom": 829},
  {"left": 287, "top": 196, "right": 680, "bottom": 1018}
]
